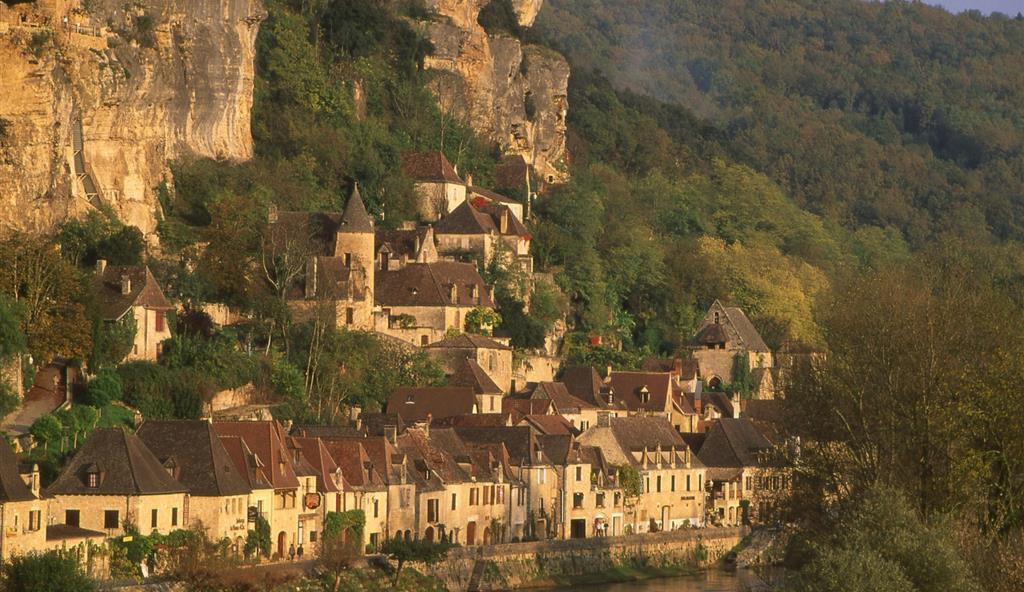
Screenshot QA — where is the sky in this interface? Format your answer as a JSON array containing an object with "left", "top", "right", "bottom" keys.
[{"left": 927, "top": 0, "right": 1024, "bottom": 14}]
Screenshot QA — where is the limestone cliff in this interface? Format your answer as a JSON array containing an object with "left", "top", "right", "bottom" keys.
[
  {"left": 0, "top": 0, "right": 263, "bottom": 235},
  {"left": 419, "top": 0, "right": 569, "bottom": 184}
]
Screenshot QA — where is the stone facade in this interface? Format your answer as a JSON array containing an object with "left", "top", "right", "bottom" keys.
[{"left": 49, "top": 492, "right": 187, "bottom": 536}]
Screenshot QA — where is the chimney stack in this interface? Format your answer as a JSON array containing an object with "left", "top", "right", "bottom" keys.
[
  {"left": 384, "top": 425, "right": 398, "bottom": 446},
  {"left": 95, "top": 259, "right": 107, "bottom": 275},
  {"left": 120, "top": 274, "right": 131, "bottom": 295},
  {"left": 466, "top": 173, "right": 474, "bottom": 187},
  {"left": 731, "top": 392, "right": 741, "bottom": 419}
]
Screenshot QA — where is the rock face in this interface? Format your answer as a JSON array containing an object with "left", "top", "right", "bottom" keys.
[
  {"left": 0, "top": 0, "right": 263, "bottom": 235},
  {"left": 420, "top": 0, "right": 569, "bottom": 184}
]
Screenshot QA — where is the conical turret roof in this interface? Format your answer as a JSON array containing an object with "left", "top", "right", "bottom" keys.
[{"left": 340, "top": 183, "right": 374, "bottom": 233}]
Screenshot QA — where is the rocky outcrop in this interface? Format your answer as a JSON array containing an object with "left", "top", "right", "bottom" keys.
[
  {"left": 419, "top": 0, "right": 568, "bottom": 184},
  {"left": 0, "top": 0, "right": 263, "bottom": 236}
]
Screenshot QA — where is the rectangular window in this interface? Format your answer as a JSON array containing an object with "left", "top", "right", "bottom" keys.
[
  {"left": 310, "top": 531, "right": 318, "bottom": 542},
  {"left": 344, "top": 253, "right": 352, "bottom": 267},
  {"left": 671, "top": 475, "right": 676, "bottom": 492},
  {"left": 151, "top": 509, "right": 158, "bottom": 529},
  {"left": 451, "top": 493, "right": 457, "bottom": 511},
  {"left": 686, "top": 475, "right": 691, "bottom": 491},
  {"left": 470, "top": 488, "right": 478, "bottom": 506},
  {"left": 373, "top": 498, "right": 379, "bottom": 518},
  {"left": 66, "top": 510, "right": 80, "bottom": 527},
  {"left": 104, "top": 510, "right": 119, "bottom": 529},
  {"left": 575, "top": 466, "right": 582, "bottom": 481},
  {"left": 155, "top": 311, "right": 165, "bottom": 332},
  {"left": 656, "top": 476, "right": 662, "bottom": 493},
  {"left": 573, "top": 492, "right": 584, "bottom": 509},
  {"left": 28, "top": 510, "right": 41, "bottom": 531},
  {"left": 345, "top": 308, "right": 354, "bottom": 325},
  {"left": 171, "top": 507, "right": 178, "bottom": 527},
  {"left": 645, "top": 478, "right": 650, "bottom": 493},
  {"left": 427, "top": 499, "right": 439, "bottom": 522}
]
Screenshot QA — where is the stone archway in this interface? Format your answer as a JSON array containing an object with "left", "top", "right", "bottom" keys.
[
  {"left": 277, "top": 531, "right": 287, "bottom": 558},
  {"left": 483, "top": 526, "right": 491, "bottom": 545},
  {"left": 466, "top": 521, "right": 477, "bottom": 545},
  {"left": 424, "top": 526, "right": 434, "bottom": 542}
]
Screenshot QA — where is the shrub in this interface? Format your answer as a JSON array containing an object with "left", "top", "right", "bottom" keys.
[
  {"left": 245, "top": 516, "right": 271, "bottom": 558},
  {"left": 1, "top": 551, "right": 96, "bottom": 592},
  {"left": 28, "top": 30, "right": 52, "bottom": 58},
  {"left": 83, "top": 368, "right": 123, "bottom": 407}
]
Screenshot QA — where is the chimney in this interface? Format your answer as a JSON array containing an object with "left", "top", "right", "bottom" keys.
[
  {"left": 673, "top": 357, "right": 683, "bottom": 376},
  {"left": 499, "top": 209, "right": 509, "bottom": 234},
  {"left": 605, "top": 364, "right": 613, "bottom": 379},
  {"left": 120, "top": 274, "right": 131, "bottom": 295},
  {"left": 466, "top": 173, "right": 474, "bottom": 187},
  {"left": 95, "top": 259, "right": 107, "bottom": 275},
  {"left": 694, "top": 381, "right": 703, "bottom": 414},
  {"left": 731, "top": 392, "right": 741, "bottom": 419},
  {"left": 425, "top": 413, "right": 432, "bottom": 435},
  {"left": 384, "top": 425, "right": 398, "bottom": 446}
]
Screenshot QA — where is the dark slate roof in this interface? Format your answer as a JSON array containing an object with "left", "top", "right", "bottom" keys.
[
  {"left": 339, "top": 186, "right": 374, "bottom": 234},
  {"left": 376, "top": 227, "right": 431, "bottom": 260},
  {"left": 495, "top": 154, "right": 530, "bottom": 191},
  {"left": 431, "top": 413, "right": 512, "bottom": 429},
  {"left": 452, "top": 426, "right": 540, "bottom": 467},
  {"left": 608, "top": 416, "right": 687, "bottom": 451},
  {"left": 306, "top": 256, "right": 364, "bottom": 300},
  {"left": 468, "top": 186, "right": 520, "bottom": 206},
  {"left": 427, "top": 333, "right": 511, "bottom": 351},
  {"left": 356, "top": 413, "right": 406, "bottom": 438},
  {"left": 435, "top": 200, "right": 529, "bottom": 237},
  {"left": 537, "top": 434, "right": 573, "bottom": 465},
  {"left": 91, "top": 265, "right": 173, "bottom": 320},
  {"left": 375, "top": 262, "right": 494, "bottom": 307},
  {"left": 46, "top": 524, "right": 106, "bottom": 542},
  {"left": 396, "top": 428, "right": 470, "bottom": 484},
  {"left": 607, "top": 371, "right": 673, "bottom": 413},
  {"left": 269, "top": 211, "right": 344, "bottom": 257},
  {"left": 449, "top": 358, "right": 503, "bottom": 395},
  {"left": 386, "top": 387, "right": 478, "bottom": 422},
  {"left": 212, "top": 422, "right": 300, "bottom": 490},
  {"left": 401, "top": 151, "right": 464, "bottom": 184},
  {"left": 136, "top": 420, "right": 250, "bottom": 497},
  {"left": 46, "top": 428, "right": 186, "bottom": 496},
  {"left": 705, "top": 392, "right": 736, "bottom": 418},
  {"left": 692, "top": 301, "right": 770, "bottom": 352},
  {"left": 0, "top": 439, "right": 35, "bottom": 502},
  {"left": 697, "top": 418, "right": 773, "bottom": 468},
  {"left": 641, "top": 357, "right": 700, "bottom": 378}
]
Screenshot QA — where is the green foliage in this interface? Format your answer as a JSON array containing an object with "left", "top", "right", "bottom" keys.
[
  {"left": 83, "top": 369, "right": 123, "bottom": 407},
  {"left": 29, "top": 415, "right": 62, "bottom": 451},
  {"left": 464, "top": 307, "right": 502, "bottom": 335},
  {"left": 57, "top": 210, "right": 145, "bottom": 268},
  {"left": 615, "top": 464, "right": 643, "bottom": 499},
  {"left": 131, "top": 14, "right": 156, "bottom": 48},
  {"left": 0, "top": 382, "right": 20, "bottom": 419},
  {"left": 89, "top": 315, "right": 136, "bottom": 370},
  {"left": 0, "top": 294, "right": 26, "bottom": 360},
  {"left": 536, "top": 0, "right": 1024, "bottom": 247},
  {"left": 160, "top": 331, "right": 256, "bottom": 390},
  {"left": 28, "top": 30, "right": 52, "bottom": 58},
  {"left": 1, "top": 551, "right": 96, "bottom": 592},
  {"left": 323, "top": 510, "right": 365, "bottom": 542},
  {"left": 245, "top": 516, "right": 272, "bottom": 558},
  {"left": 787, "top": 486, "right": 980, "bottom": 592},
  {"left": 380, "top": 537, "right": 453, "bottom": 586},
  {"left": 725, "top": 353, "right": 752, "bottom": 399},
  {"left": 477, "top": 0, "right": 523, "bottom": 39}
]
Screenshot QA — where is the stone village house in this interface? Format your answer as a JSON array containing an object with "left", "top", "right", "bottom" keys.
[{"left": 90, "top": 261, "right": 173, "bottom": 362}]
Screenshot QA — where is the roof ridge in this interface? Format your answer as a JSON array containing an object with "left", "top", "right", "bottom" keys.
[{"left": 123, "top": 429, "right": 144, "bottom": 494}]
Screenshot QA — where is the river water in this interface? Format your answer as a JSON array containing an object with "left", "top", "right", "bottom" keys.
[{"left": 551, "top": 569, "right": 778, "bottom": 592}]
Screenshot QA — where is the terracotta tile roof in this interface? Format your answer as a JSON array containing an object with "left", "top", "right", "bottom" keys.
[
  {"left": 697, "top": 418, "right": 773, "bottom": 468},
  {"left": 290, "top": 437, "right": 342, "bottom": 493},
  {"left": 318, "top": 439, "right": 385, "bottom": 491},
  {"left": 386, "top": 386, "right": 478, "bottom": 422},
  {"left": 495, "top": 154, "right": 530, "bottom": 192},
  {"left": 427, "top": 333, "right": 511, "bottom": 351},
  {"left": 607, "top": 371, "right": 673, "bottom": 413},
  {"left": 520, "top": 414, "right": 578, "bottom": 436},
  {"left": 396, "top": 428, "right": 470, "bottom": 485},
  {"left": 468, "top": 185, "right": 520, "bottom": 206},
  {"left": 561, "top": 366, "right": 628, "bottom": 411},
  {"left": 0, "top": 439, "right": 35, "bottom": 502},
  {"left": 375, "top": 262, "right": 494, "bottom": 308},
  {"left": 136, "top": 420, "right": 250, "bottom": 497},
  {"left": 401, "top": 151, "right": 464, "bottom": 184},
  {"left": 46, "top": 428, "right": 186, "bottom": 496},
  {"left": 212, "top": 422, "right": 300, "bottom": 490},
  {"left": 607, "top": 416, "right": 688, "bottom": 452},
  {"left": 91, "top": 265, "right": 172, "bottom": 320},
  {"left": 503, "top": 398, "right": 553, "bottom": 423},
  {"left": 449, "top": 358, "right": 503, "bottom": 395},
  {"left": 218, "top": 435, "right": 273, "bottom": 490},
  {"left": 530, "top": 381, "right": 596, "bottom": 413},
  {"left": 291, "top": 424, "right": 364, "bottom": 439}
]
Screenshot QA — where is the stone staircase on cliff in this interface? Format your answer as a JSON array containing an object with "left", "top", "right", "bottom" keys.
[{"left": 71, "top": 115, "right": 104, "bottom": 207}]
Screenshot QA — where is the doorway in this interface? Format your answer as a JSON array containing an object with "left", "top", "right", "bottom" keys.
[
  {"left": 570, "top": 519, "right": 586, "bottom": 539},
  {"left": 277, "top": 531, "right": 287, "bottom": 558},
  {"left": 466, "top": 521, "right": 477, "bottom": 545}
]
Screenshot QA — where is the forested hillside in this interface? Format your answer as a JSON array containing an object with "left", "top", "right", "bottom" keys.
[{"left": 534, "top": 0, "right": 1024, "bottom": 244}]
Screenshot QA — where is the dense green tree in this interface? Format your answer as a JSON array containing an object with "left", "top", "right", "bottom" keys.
[{"left": 1, "top": 551, "right": 96, "bottom": 592}]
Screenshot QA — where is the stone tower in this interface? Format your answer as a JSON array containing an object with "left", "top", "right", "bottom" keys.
[{"left": 333, "top": 185, "right": 376, "bottom": 328}]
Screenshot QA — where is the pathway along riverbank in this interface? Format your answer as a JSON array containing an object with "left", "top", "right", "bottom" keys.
[{"left": 423, "top": 527, "right": 748, "bottom": 591}]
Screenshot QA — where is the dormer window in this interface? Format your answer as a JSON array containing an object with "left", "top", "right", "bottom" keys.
[
  {"left": 470, "top": 284, "right": 479, "bottom": 301},
  {"left": 639, "top": 386, "right": 650, "bottom": 404},
  {"left": 449, "top": 284, "right": 458, "bottom": 302},
  {"left": 84, "top": 464, "right": 102, "bottom": 488},
  {"left": 713, "top": 311, "right": 720, "bottom": 324},
  {"left": 406, "top": 394, "right": 415, "bottom": 404}
]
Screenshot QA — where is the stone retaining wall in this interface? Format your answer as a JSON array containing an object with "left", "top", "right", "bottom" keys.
[{"left": 424, "top": 527, "right": 747, "bottom": 591}]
